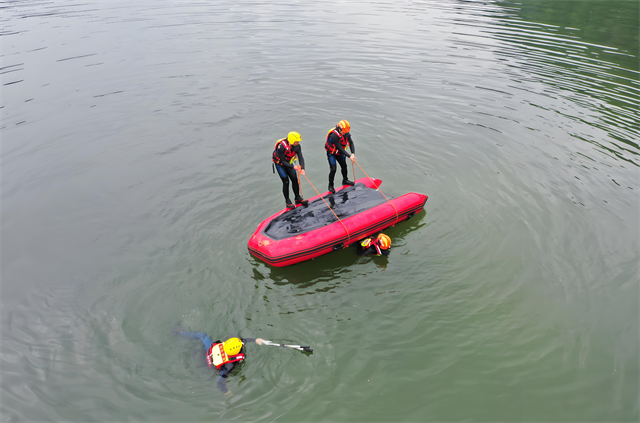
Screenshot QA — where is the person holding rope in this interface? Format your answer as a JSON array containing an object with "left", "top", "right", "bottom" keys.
[
  {"left": 357, "top": 233, "right": 391, "bottom": 257},
  {"left": 175, "top": 325, "right": 311, "bottom": 397},
  {"left": 325, "top": 119, "right": 356, "bottom": 194},
  {"left": 177, "top": 328, "right": 263, "bottom": 396},
  {"left": 272, "top": 131, "right": 308, "bottom": 209}
]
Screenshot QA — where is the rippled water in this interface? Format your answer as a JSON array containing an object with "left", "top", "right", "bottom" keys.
[{"left": 2, "top": 0, "right": 638, "bottom": 421}]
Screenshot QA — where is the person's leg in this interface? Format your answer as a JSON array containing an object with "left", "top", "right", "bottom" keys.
[
  {"left": 337, "top": 155, "right": 352, "bottom": 185},
  {"left": 180, "top": 331, "right": 213, "bottom": 351},
  {"left": 276, "top": 164, "right": 292, "bottom": 206},
  {"left": 286, "top": 167, "right": 306, "bottom": 204},
  {"left": 281, "top": 177, "right": 290, "bottom": 201},
  {"left": 327, "top": 153, "right": 337, "bottom": 193}
]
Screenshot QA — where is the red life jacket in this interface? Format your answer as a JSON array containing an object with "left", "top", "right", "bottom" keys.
[
  {"left": 206, "top": 342, "right": 245, "bottom": 369},
  {"left": 324, "top": 128, "right": 349, "bottom": 155},
  {"left": 272, "top": 138, "right": 297, "bottom": 165},
  {"left": 360, "top": 237, "right": 382, "bottom": 256}
]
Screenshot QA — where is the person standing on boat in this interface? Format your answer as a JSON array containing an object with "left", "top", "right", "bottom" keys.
[
  {"left": 272, "top": 132, "right": 308, "bottom": 209},
  {"left": 325, "top": 119, "right": 356, "bottom": 193},
  {"left": 177, "top": 327, "right": 264, "bottom": 396},
  {"left": 358, "top": 233, "right": 391, "bottom": 257}
]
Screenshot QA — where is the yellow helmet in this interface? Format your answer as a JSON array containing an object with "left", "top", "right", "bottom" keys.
[
  {"left": 223, "top": 337, "right": 243, "bottom": 355},
  {"left": 287, "top": 131, "right": 301, "bottom": 144},
  {"left": 337, "top": 120, "right": 350, "bottom": 133},
  {"left": 378, "top": 233, "right": 391, "bottom": 250}
]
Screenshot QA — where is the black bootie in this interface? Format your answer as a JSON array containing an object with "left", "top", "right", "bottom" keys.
[
  {"left": 328, "top": 183, "right": 335, "bottom": 194},
  {"left": 342, "top": 179, "right": 354, "bottom": 186},
  {"left": 285, "top": 198, "right": 295, "bottom": 209},
  {"left": 295, "top": 195, "right": 309, "bottom": 207}
]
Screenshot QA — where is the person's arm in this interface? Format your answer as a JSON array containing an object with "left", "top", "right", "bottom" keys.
[
  {"left": 293, "top": 145, "right": 305, "bottom": 170},
  {"left": 345, "top": 132, "right": 355, "bottom": 154},
  {"left": 240, "top": 338, "right": 264, "bottom": 345},
  {"left": 331, "top": 132, "right": 355, "bottom": 162},
  {"left": 277, "top": 145, "right": 295, "bottom": 169}
]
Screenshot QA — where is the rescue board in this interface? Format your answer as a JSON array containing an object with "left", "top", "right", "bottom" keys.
[{"left": 248, "top": 177, "right": 427, "bottom": 267}]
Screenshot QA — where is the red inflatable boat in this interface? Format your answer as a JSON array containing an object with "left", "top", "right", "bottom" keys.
[{"left": 248, "top": 177, "right": 428, "bottom": 267}]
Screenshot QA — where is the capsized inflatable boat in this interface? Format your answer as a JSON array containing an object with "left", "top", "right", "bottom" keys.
[{"left": 248, "top": 177, "right": 427, "bottom": 267}]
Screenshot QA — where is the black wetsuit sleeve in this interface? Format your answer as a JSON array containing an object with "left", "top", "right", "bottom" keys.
[
  {"left": 293, "top": 145, "right": 305, "bottom": 169},
  {"left": 276, "top": 145, "right": 295, "bottom": 169},
  {"left": 241, "top": 338, "right": 257, "bottom": 343},
  {"left": 329, "top": 132, "right": 352, "bottom": 157},
  {"left": 345, "top": 132, "right": 355, "bottom": 155}
]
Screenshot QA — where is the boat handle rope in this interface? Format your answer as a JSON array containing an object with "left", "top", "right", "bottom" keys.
[
  {"left": 353, "top": 159, "right": 399, "bottom": 226},
  {"left": 300, "top": 172, "right": 351, "bottom": 247}
]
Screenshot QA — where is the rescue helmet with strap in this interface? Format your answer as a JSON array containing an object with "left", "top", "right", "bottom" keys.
[
  {"left": 337, "top": 119, "right": 350, "bottom": 133},
  {"left": 377, "top": 233, "right": 391, "bottom": 249},
  {"left": 224, "top": 337, "right": 243, "bottom": 355},
  {"left": 287, "top": 131, "right": 301, "bottom": 144}
]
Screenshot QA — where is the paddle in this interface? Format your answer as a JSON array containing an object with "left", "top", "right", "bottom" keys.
[{"left": 261, "top": 340, "right": 313, "bottom": 353}]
